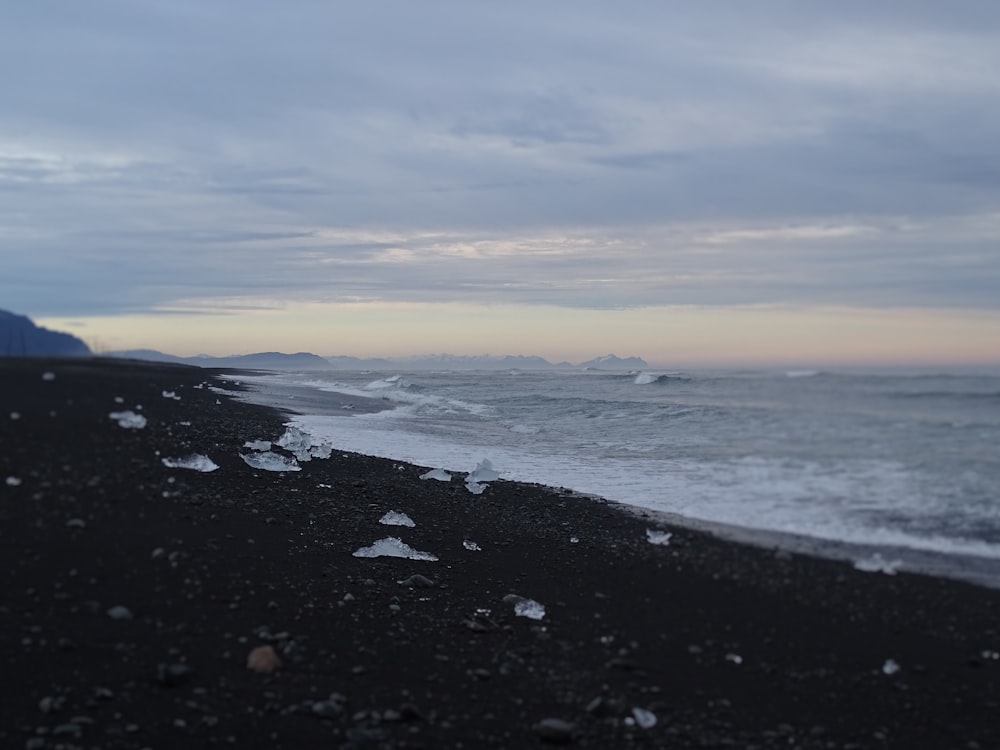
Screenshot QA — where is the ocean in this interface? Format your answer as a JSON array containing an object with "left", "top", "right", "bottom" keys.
[{"left": 232, "top": 367, "right": 1000, "bottom": 583}]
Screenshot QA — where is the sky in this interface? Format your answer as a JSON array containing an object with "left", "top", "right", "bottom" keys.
[{"left": 2, "top": 1, "right": 999, "bottom": 368}]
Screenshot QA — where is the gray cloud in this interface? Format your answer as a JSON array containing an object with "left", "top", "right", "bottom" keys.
[{"left": 1, "top": 1, "right": 999, "bottom": 318}]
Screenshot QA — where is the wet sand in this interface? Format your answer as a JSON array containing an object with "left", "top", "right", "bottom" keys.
[{"left": 2, "top": 357, "right": 998, "bottom": 749}]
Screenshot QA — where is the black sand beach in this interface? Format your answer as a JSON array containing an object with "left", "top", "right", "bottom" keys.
[{"left": 2, "top": 357, "right": 999, "bottom": 749}]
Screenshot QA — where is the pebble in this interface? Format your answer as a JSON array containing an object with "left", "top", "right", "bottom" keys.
[
  {"left": 398, "top": 574, "right": 435, "bottom": 588},
  {"left": 534, "top": 718, "right": 576, "bottom": 744},
  {"left": 107, "top": 605, "right": 133, "bottom": 620},
  {"left": 246, "top": 645, "right": 282, "bottom": 673}
]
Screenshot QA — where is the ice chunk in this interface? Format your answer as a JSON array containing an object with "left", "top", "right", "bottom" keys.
[
  {"left": 646, "top": 529, "right": 672, "bottom": 546},
  {"left": 352, "top": 537, "right": 438, "bottom": 561},
  {"left": 504, "top": 594, "right": 545, "bottom": 620},
  {"left": 10, "top": 411, "right": 20, "bottom": 420},
  {"left": 465, "top": 481, "right": 488, "bottom": 495},
  {"left": 725, "top": 653, "right": 743, "bottom": 665},
  {"left": 162, "top": 454, "right": 220, "bottom": 472},
  {"left": 6, "top": 476, "right": 22, "bottom": 487},
  {"left": 631, "top": 707, "right": 658, "bottom": 729},
  {"left": 240, "top": 451, "right": 301, "bottom": 472},
  {"left": 463, "top": 539, "right": 482, "bottom": 551},
  {"left": 161, "top": 390, "right": 181, "bottom": 400},
  {"left": 275, "top": 425, "right": 332, "bottom": 461},
  {"left": 854, "top": 553, "right": 902, "bottom": 575},
  {"left": 466, "top": 459, "right": 500, "bottom": 483},
  {"left": 244, "top": 439, "right": 272, "bottom": 451},
  {"left": 420, "top": 468, "right": 452, "bottom": 481},
  {"left": 109, "top": 410, "right": 147, "bottom": 429},
  {"left": 379, "top": 511, "right": 416, "bottom": 527},
  {"left": 42, "top": 371, "right": 55, "bottom": 382},
  {"left": 882, "top": 659, "right": 900, "bottom": 675}
]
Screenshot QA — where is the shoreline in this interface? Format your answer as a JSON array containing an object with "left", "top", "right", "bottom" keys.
[
  {"left": 3, "top": 356, "right": 1000, "bottom": 748},
  {"left": 229, "top": 370, "right": 1000, "bottom": 592}
]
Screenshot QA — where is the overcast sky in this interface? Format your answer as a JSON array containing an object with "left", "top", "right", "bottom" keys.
[{"left": 2, "top": 1, "right": 998, "bottom": 364}]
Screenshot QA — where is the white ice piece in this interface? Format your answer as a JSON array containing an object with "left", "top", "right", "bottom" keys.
[
  {"left": 504, "top": 594, "right": 545, "bottom": 620},
  {"left": 10, "top": 412, "right": 20, "bottom": 420},
  {"left": 244, "top": 439, "right": 272, "bottom": 451},
  {"left": 379, "top": 510, "right": 416, "bottom": 527},
  {"left": 352, "top": 537, "right": 438, "bottom": 561},
  {"left": 161, "top": 390, "right": 181, "bottom": 400},
  {"left": 276, "top": 425, "right": 332, "bottom": 461},
  {"left": 882, "top": 659, "right": 900, "bottom": 675},
  {"left": 463, "top": 539, "right": 482, "bottom": 551},
  {"left": 109, "top": 410, "right": 147, "bottom": 429},
  {"left": 420, "top": 468, "right": 452, "bottom": 482},
  {"left": 854, "top": 553, "right": 902, "bottom": 575},
  {"left": 631, "top": 707, "right": 658, "bottom": 729},
  {"left": 162, "top": 454, "right": 220, "bottom": 472},
  {"left": 42, "top": 372, "right": 55, "bottom": 382},
  {"left": 6, "top": 476, "right": 22, "bottom": 487},
  {"left": 465, "top": 481, "right": 488, "bottom": 495},
  {"left": 466, "top": 459, "right": 500, "bottom": 484},
  {"left": 240, "top": 451, "right": 301, "bottom": 472},
  {"left": 646, "top": 529, "right": 672, "bottom": 546}
]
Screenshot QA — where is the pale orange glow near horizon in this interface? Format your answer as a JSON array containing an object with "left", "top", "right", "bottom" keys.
[{"left": 37, "top": 302, "right": 1000, "bottom": 370}]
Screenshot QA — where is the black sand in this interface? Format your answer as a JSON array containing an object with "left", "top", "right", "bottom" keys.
[{"left": 1, "top": 357, "right": 998, "bottom": 749}]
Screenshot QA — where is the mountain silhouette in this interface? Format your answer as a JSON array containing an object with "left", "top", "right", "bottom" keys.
[{"left": 0, "top": 310, "right": 91, "bottom": 356}]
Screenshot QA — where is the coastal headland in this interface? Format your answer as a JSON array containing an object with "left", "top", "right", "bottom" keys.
[{"left": 1, "top": 357, "right": 998, "bottom": 748}]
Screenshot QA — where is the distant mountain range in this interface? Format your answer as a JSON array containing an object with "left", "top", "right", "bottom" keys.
[
  {"left": 0, "top": 309, "right": 90, "bottom": 356},
  {"left": 110, "top": 349, "right": 649, "bottom": 371}
]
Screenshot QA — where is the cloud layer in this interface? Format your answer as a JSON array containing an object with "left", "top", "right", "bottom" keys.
[{"left": 2, "top": 1, "right": 999, "bottom": 318}]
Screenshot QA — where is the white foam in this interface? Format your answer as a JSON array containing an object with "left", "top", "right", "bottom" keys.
[{"left": 162, "top": 454, "right": 219, "bottom": 472}]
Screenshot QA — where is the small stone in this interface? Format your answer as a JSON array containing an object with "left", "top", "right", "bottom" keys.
[
  {"left": 107, "top": 605, "right": 133, "bottom": 620},
  {"left": 246, "top": 645, "right": 282, "bottom": 674},
  {"left": 66, "top": 518, "right": 86, "bottom": 529},
  {"left": 311, "top": 692, "right": 347, "bottom": 719},
  {"left": 157, "top": 663, "right": 194, "bottom": 687},
  {"left": 534, "top": 718, "right": 575, "bottom": 744},
  {"left": 397, "top": 574, "right": 435, "bottom": 588}
]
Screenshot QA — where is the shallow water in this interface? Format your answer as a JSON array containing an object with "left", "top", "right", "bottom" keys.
[{"left": 233, "top": 367, "right": 1000, "bottom": 576}]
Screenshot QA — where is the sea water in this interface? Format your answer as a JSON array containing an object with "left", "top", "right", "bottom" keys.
[{"left": 234, "top": 368, "right": 1000, "bottom": 571}]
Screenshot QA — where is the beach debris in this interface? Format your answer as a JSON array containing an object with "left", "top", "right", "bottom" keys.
[
  {"left": 276, "top": 426, "right": 333, "bottom": 461},
  {"left": 42, "top": 371, "right": 56, "bottom": 381},
  {"left": 353, "top": 537, "right": 438, "bottom": 561},
  {"left": 463, "top": 539, "right": 482, "bottom": 551},
  {"left": 534, "top": 718, "right": 576, "bottom": 744},
  {"left": 109, "top": 410, "right": 147, "bottom": 429},
  {"left": 503, "top": 594, "right": 546, "bottom": 620},
  {"left": 882, "top": 658, "right": 901, "bottom": 675},
  {"left": 467, "top": 458, "right": 500, "bottom": 483},
  {"left": 161, "top": 390, "right": 181, "bottom": 400},
  {"left": 854, "top": 553, "right": 903, "bottom": 575},
  {"left": 630, "top": 707, "right": 658, "bottom": 729},
  {"left": 244, "top": 439, "right": 272, "bottom": 451},
  {"left": 379, "top": 510, "right": 416, "bottom": 527},
  {"left": 419, "top": 468, "right": 452, "bottom": 481},
  {"left": 246, "top": 645, "right": 282, "bottom": 673},
  {"left": 240, "top": 451, "right": 301, "bottom": 472},
  {"left": 465, "top": 481, "right": 488, "bottom": 495},
  {"left": 107, "top": 605, "right": 133, "bottom": 620},
  {"left": 5, "top": 476, "right": 22, "bottom": 487},
  {"left": 646, "top": 529, "right": 672, "bottom": 546},
  {"left": 162, "top": 454, "right": 220, "bottom": 472}
]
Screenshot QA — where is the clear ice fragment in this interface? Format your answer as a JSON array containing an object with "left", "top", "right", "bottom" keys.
[
  {"left": 244, "top": 439, "right": 272, "bottom": 451},
  {"left": 854, "top": 553, "right": 902, "bottom": 575},
  {"left": 420, "top": 468, "right": 452, "bottom": 481},
  {"left": 352, "top": 537, "right": 438, "bottom": 561},
  {"left": 463, "top": 539, "right": 482, "bottom": 551},
  {"left": 465, "top": 481, "right": 488, "bottom": 495},
  {"left": 503, "top": 595, "right": 545, "bottom": 620},
  {"left": 379, "top": 511, "right": 416, "bottom": 527},
  {"left": 240, "top": 451, "right": 301, "bottom": 472},
  {"left": 162, "top": 454, "right": 220, "bottom": 472},
  {"left": 161, "top": 390, "right": 181, "bottom": 400},
  {"left": 466, "top": 459, "right": 500, "bottom": 483},
  {"left": 6, "top": 476, "right": 22, "bottom": 487},
  {"left": 646, "top": 529, "right": 672, "bottom": 545},
  {"left": 109, "top": 410, "right": 147, "bottom": 429},
  {"left": 882, "top": 659, "right": 900, "bottom": 675},
  {"left": 631, "top": 707, "right": 657, "bottom": 729}
]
